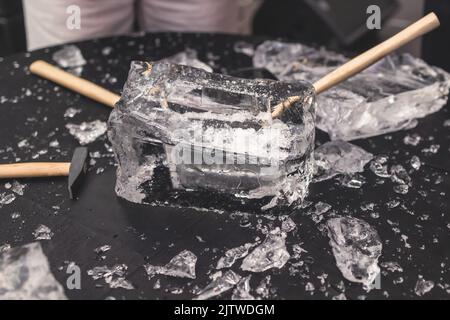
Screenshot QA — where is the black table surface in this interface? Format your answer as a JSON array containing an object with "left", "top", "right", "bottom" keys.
[{"left": 0, "top": 33, "right": 449, "bottom": 300}]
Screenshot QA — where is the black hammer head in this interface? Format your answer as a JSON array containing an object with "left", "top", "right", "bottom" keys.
[{"left": 68, "top": 147, "right": 89, "bottom": 199}]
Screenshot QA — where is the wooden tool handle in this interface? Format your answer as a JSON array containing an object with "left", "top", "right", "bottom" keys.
[
  {"left": 29, "top": 60, "right": 121, "bottom": 108},
  {"left": 313, "top": 12, "right": 440, "bottom": 94},
  {"left": 271, "top": 12, "right": 440, "bottom": 119},
  {"left": 0, "top": 163, "right": 71, "bottom": 179}
]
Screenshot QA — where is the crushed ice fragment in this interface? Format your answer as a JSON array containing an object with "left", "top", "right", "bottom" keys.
[
  {"left": 53, "top": 45, "right": 86, "bottom": 69},
  {"left": 381, "top": 261, "right": 403, "bottom": 273},
  {"left": 254, "top": 41, "right": 450, "bottom": 141},
  {"left": 49, "top": 140, "right": 60, "bottom": 148},
  {"left": 94, "top": 245, "right": 111, "bottom": 255},
  {"left": 338, "top": 174, "right": 366, "bottom": 188},
  {"left": 0, "top": 192, "right": 16, "bottom": 205},
  {"left": 87, "top": 264, "right": 134, "bottom": 290},
  {"left": 241, "top": 228, "right": 290, "bottom": 272},
  {"left": 216, "top": 243, "right": 254, "bottom": 269},
  {"left": 66, "top": 120, "right": 107, "bottom": 145},
  {"left": 390, "top": 165, "right": 411, "bottom": 185},
  {"left": 314, "top": 140, "right": 373, "bottom": 182},
  {"left": 232, "top": 276, "right": 255, "bottom": 300},
  {"left": 280, "top": 216, "right": 297, "bottom": 233},
  {"left": 64, "top": 107, "right": 82, "bottom": 118},
  {"left": 326, "top": 217, "right": 382, "bottom": 287},
  {"left": 410, "top": 156, "right": 421, "bottom": 170},
  {"left": 369, "top": 156, "right": 390, "bottom": 178},
  {"left": 161, "top": 49, "right": 212, "bottom": 72},
  {"left": 144, "top": 250, "right": 197, "bottom": 279},
  {"left": 11, "top": 181, "right": 26, "bottom": 195},
  {"left": 414, "top": 276, "right": 434, "bottom": 296},
  {"left": 0, "top": 242, "right": 67, "bottom": 299},
  {"left": 33, "top": 225, "right": 54, "bottom": 240},
  {"left": 195, "top": 270, "right": 242, "bottom": 300},
  {"left": 393, "top": 184, "right": 409, "bottom": 195},
  {"left": 403, "top": 133, "right": 422, "bottom": 146},
  {"left": 421, "top": 144, "right": 440, "bottom": 155}
]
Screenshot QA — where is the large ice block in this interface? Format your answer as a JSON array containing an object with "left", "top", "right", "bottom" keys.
[
  {"left": 108, "top": 61, "right": 315, "bottom": 212},
  {"left": 254, "top": 41, "right": 450, "bottom": 141}
]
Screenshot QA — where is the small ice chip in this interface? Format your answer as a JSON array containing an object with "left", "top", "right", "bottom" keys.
[
  {"left": 314, "top": 140, "right": 373, "bottom": 182},
  {"left": 414, "top": 276, "right": 434, "bottom": 296},
  {"left": 410, "top": 156, "right": 421, "bottom": 170},
  {"left": 64, "top": 107, "right": 82, "bottom": 118},
  {"left": 66, "top": 120, "right": 107, "bottom": 145},
  {"left": 33, "top": 225, "right": 54, "bottom": 240},
  {"left": 53, "top": 45, "right": 86, "bottom": 69},
  {"left": 0, "top": 193, "right": 16, "bottom": 205},
  {"left": 326, "top": 216, "right": 382, "bottom": 287},
  {"left": 195, "top": 270, "right": 242, "bottom": 300}
]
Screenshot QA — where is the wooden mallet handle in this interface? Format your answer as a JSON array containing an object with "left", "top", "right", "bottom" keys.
[
  {"left": 29, "top": 60, "right": 121, "bottom": 108},
  {"left": 0, "top": 163, "right": 71, "bottom": 179},
  {"left": 271, "top": 13, "right": 441, "bottom": 119}
]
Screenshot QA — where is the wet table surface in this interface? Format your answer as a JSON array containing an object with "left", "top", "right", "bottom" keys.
[{"left": 0, "top": 33, "right": 449, "bottom": 300}]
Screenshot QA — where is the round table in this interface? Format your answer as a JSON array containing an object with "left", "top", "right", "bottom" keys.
[{"left": 0, "top": 33, "right": 449, "bottom": 300}]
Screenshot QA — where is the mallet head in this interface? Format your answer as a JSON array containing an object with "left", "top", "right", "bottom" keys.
[{"left": 68, "top": 147, "right": 89, "bottom": 199}]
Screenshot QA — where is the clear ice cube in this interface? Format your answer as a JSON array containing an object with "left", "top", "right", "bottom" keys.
[
  {"left": 108, "top": 61, "right": 316, "bottom": 212},
  {"left": 254, "top": 41, "right": 450, "bottom": 141}
]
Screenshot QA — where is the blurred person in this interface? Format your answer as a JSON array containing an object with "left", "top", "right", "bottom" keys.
[{"left": 22, "top": 0, "right": 241, "bottom": 50}]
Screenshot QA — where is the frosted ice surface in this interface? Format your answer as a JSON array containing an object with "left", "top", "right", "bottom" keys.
[
  {"left": 0, "top": 242, "right": 67, "bottom": 300},
  {"left": 144, "top": 250, "right": 197, "bottom": 279},
  {"left": 160, "top": 49, "right": 212, "bottom": 72},
  {"left": 414, "top": 276, "right": 434, "bottom": 296},
  {"left": 241, "top": 228, "right": 290, "bottom": 272},
  {"left": 254, "top": 41, "right": 450, "bottom": 140},
  {"left": 216, "top": 243, "right": 254, "bottom": 269},
  {"left": 108, "top": 61, "right": 316, "bottom": 211},
  {"left": 66, "top": 120, "right": 107, "bottom": 145},
  {"left": 33, "top": 225, "right": 54, "bottom": 240},
  {"left": 52, "top": 45, "right": 86, "bottom": 70},
  {"left": 195, "top": 270, "right": 242, "bottom": 300},
  {"left": 232, "top": 276, "right": 255, "bottom": 300},
  {"left": 87, "top": 264, "right": 134, "bottom": 290},
  {"left": 314, "top": 140, "right": 373, "bottom": 182},
  {"left": 326, "top": 217, "right": 382, "bottom": 287}
]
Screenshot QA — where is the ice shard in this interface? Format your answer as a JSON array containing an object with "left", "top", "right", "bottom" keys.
[
  {"left": 241, "top": 228, "right": 290, "bottom": 272},
  {"left": 326, "top": 217, "right": 382, "bottom": 287},
  {"left": 144, "top": 250, "right": 197, "bottom": 279},
  {"left": 108, "top": 61, "right": 316, "bottom": 212},
  {"left": 254, "top": 41, "right": 450, "bottom": 141},
  {"left": 314, "top": 140, "right": 373, "bottom": 182},
  {"left": 0, "top": 242, "right": 67, "bottom": 300},
  {"left": 195, "top": 270, "right": 242, "bottom": 300}
]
